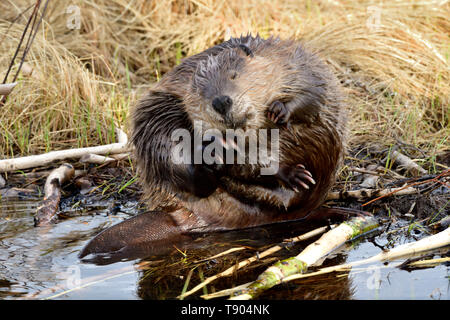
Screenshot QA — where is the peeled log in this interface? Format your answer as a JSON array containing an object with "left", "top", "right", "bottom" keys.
[
  {"left": 0, "top": 128, "right": 129, "bottom": 172},
  {"left": 34, "top": 163, "right": 75, "bottom": 226}
]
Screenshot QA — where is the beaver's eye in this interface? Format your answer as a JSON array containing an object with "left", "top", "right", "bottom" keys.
[{"left": 230, "top": 72, "right": 238, "bottom": 80}]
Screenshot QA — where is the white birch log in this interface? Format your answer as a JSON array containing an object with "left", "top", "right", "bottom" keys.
[{"left": 0, "top": 128, "right": 129, "bottom": 172}]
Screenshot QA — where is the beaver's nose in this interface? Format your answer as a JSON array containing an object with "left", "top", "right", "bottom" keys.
[{"left": 212, "top": 95, "right": 232, "bottom": 115}]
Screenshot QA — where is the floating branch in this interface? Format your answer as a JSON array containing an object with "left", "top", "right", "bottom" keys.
[
  {"left": 0, "top": 128, "right": 129, "bottom": 172},
  {"left": 34, "top": 163, "right": 75, "bottom": 226},
  {"left": 229, "top": 215, "right": 379, "bottom": 300}
]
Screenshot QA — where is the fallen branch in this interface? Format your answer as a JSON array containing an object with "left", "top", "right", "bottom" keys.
[
  {"left": 34, "top": 163, "right": 75, "bottom": 226},
  {"left": 178, "top": 224, "right": 332, "bottom": 299},
  {"left": 391, "top": 150, "right": 427, "bottom": 176},
  {"left": 229, "top": 215, "right": 379, "bottom": 300},
  {"left": 0, "top": 128, "right": 129, "bottom": 172}
]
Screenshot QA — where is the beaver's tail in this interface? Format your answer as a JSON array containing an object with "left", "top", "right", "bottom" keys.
[
  {"left": 79, "top": 205, "right": 371, "bottom": 264},
  {"left": 78, "top": 210, "right": 202, "bottom": 264}
]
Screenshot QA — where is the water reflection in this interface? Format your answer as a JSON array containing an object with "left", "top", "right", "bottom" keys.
[{"left": 0, "top": 199, "right": 448, "bottom": 300}]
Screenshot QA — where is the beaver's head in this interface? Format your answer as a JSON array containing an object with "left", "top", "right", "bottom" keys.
[{"left": 186, "top": 44, "right": 277, "bottom": 134}]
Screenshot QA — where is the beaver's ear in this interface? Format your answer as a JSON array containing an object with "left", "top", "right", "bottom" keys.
[{"left": 238, "top": 44, "right": 254, "bottom": 57}]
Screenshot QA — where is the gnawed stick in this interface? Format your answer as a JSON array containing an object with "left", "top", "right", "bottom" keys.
[
  {"left": 0, "top": 128, "right": 129, "bottom": 172},
  {"left": 391, "top": 150, "right": 427, "bottom": 176},
  {"left": 0, "top": 82, "right": 17, "bottom": 95},
  {"left": 178, "top": 224, "right": 332, "bottom": 299},
  {"left": 229, "top": 215, "right": 379, "bottom": 300},
  {"left": 79, "top": 154, "right": 116, "bottom": 165},
  {"left": 34, "top": 163, "right": 75, "bottom": 226}
]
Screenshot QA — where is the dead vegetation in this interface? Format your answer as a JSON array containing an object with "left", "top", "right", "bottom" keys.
[{"left": 0, "top": 0, "right": 448, "bottom": 162}]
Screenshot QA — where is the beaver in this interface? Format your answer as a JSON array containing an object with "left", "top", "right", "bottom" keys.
[{"left": 79, "top": 35, "right": 348, "bottom": 260}]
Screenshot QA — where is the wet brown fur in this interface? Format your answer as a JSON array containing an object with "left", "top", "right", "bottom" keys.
[{"left": 131, "top": 35, "right": 347, "bottom": 233}]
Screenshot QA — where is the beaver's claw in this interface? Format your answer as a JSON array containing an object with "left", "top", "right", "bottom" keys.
[
  {"left": 277, "top": 164, "right": 316, "bottom": 192},
  {"left": 267, "top": 100, "right": 290, "bottom": 124}
]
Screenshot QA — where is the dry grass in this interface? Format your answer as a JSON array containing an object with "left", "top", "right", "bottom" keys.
[{"left": 0, "top": 0, "right": 448, "bottom": 163}]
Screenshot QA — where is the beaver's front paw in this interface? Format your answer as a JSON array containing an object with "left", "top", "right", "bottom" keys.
[
  {"left": 276, "top": 164, "right": 316, "bottom": 192},
  {"left": 267, "top": 100, "right": 290, "bottom": 125}
]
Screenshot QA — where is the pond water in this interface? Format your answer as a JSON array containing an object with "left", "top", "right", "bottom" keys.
[{"left": 0, "top": 198, "right": 448, "bottom": 300}]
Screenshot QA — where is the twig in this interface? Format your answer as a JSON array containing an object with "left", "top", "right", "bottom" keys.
[
  {"left": 11, "top": 0, "right": 50, "bottom": 84},
  {"left": 0, "top": 3, "right": 35, "bottom": 45},
  {"left": 1, "top": 1, "right": 50, "bottom": 106},
  {"left": 2, "top": 0, "right": 41, "bottom": 85},
  {"left": 193, "top": 247, "right": 248, "bottom": 264},
  {"left": 202, "top": 282, "right": 253, "bottom": 300}
]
